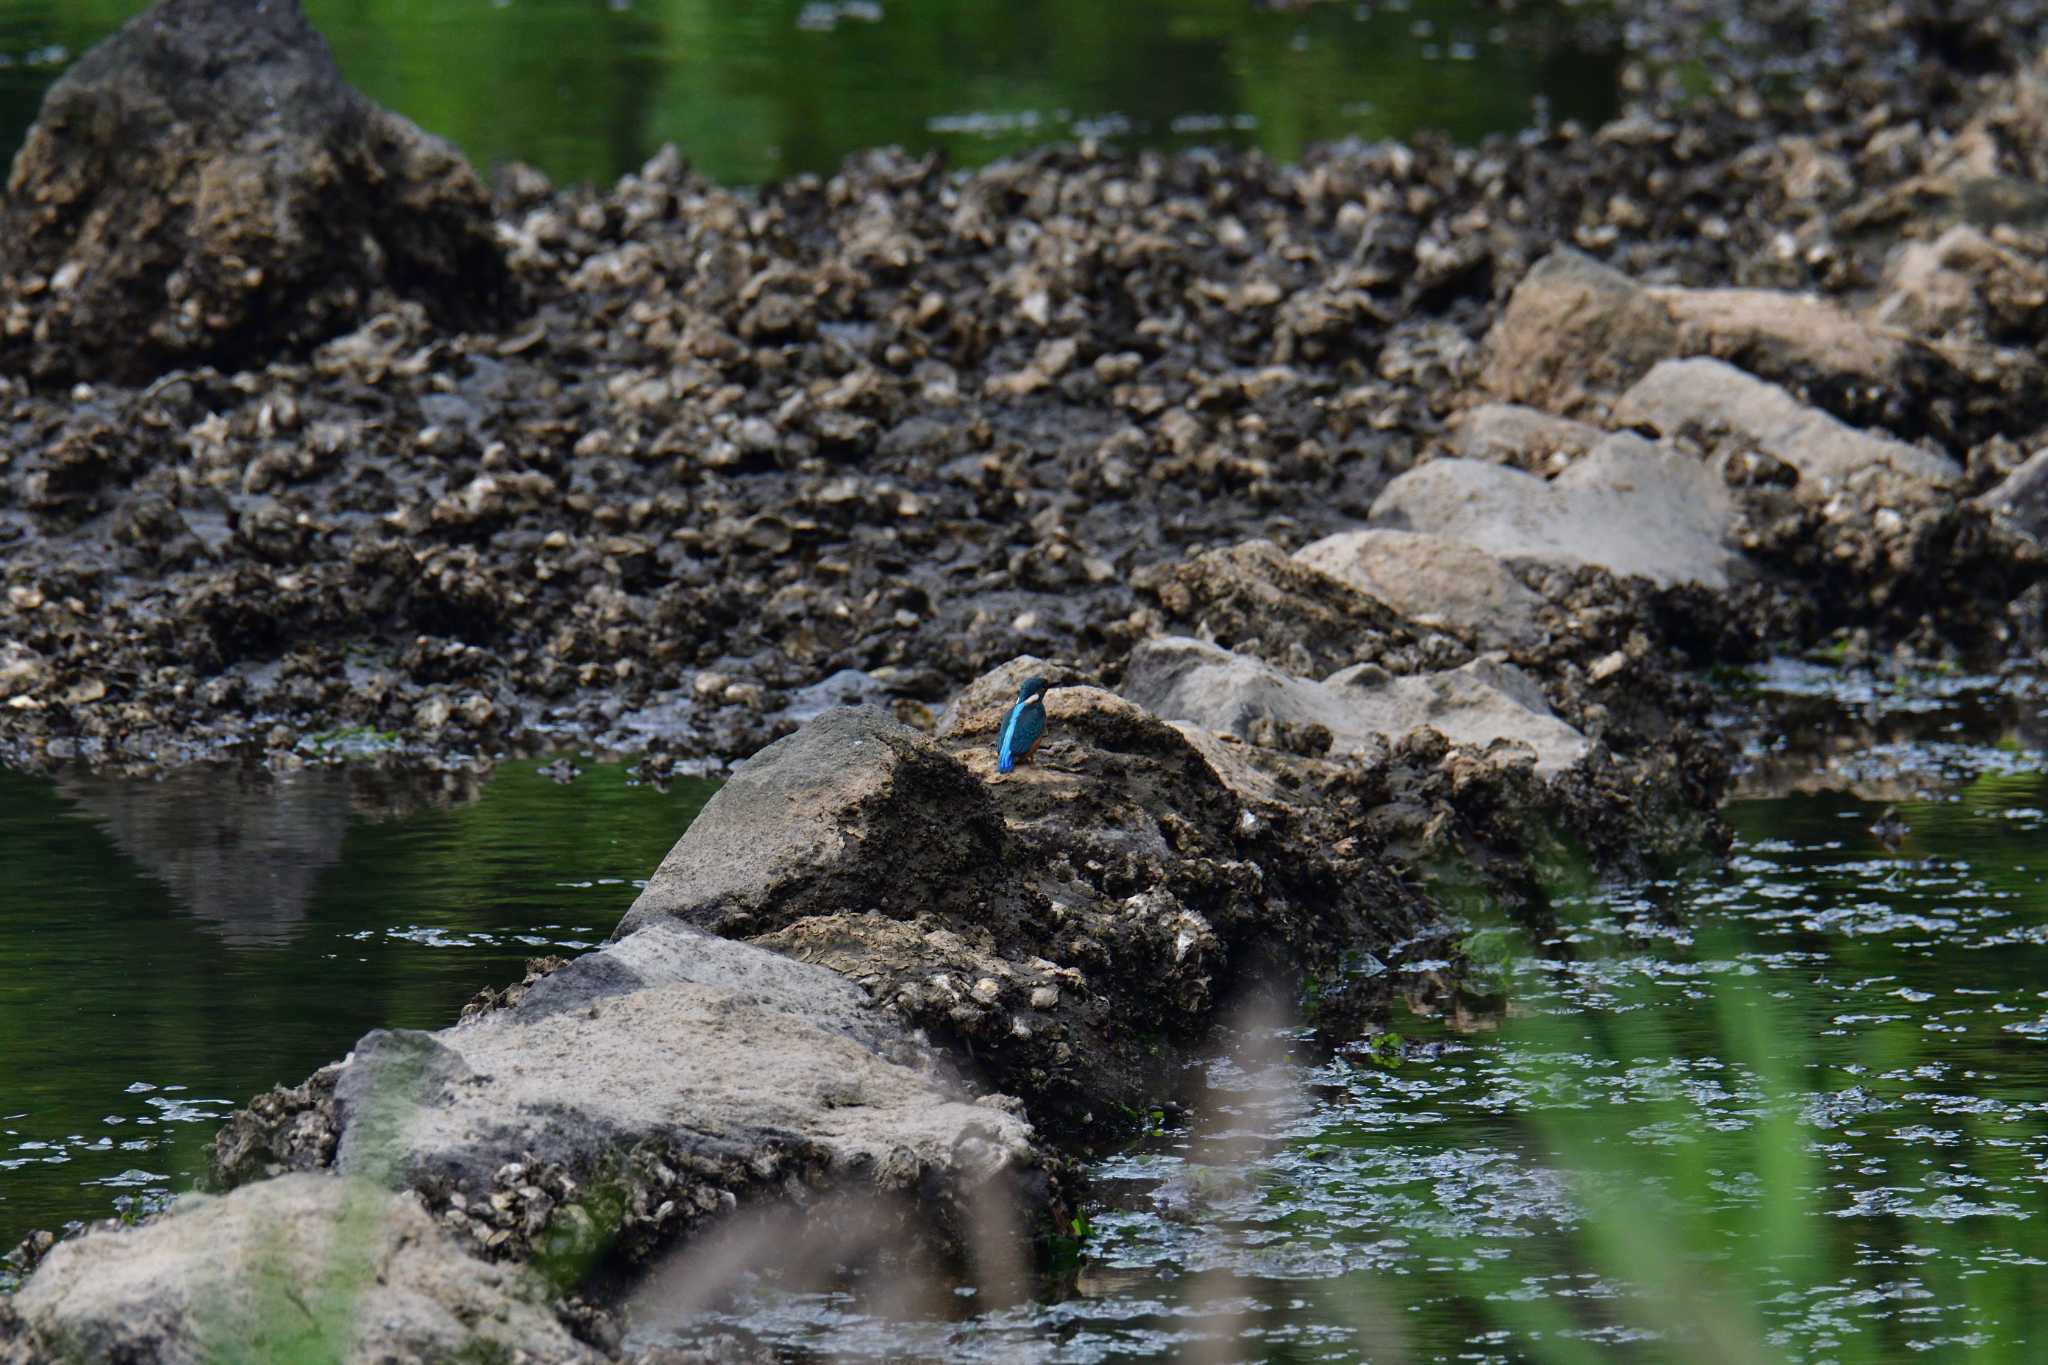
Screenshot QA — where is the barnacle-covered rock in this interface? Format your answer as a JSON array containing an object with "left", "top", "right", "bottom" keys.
[{"left": 0, "top": 0, "right": 517, "bottom": 385}]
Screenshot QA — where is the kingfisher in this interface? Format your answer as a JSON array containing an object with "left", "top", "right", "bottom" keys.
[{"left": 996, "top": 676, "right": 1051, "bottom": 774}]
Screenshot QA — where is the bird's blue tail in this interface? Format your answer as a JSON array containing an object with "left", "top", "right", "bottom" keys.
[{"left": 997, "top": 702, "right": 1022, "bottom": 773}]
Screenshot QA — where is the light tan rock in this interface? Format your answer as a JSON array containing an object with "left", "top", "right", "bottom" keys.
[
  {"left": 1369, "top": 434, "right": 1742, "bottom": 590},
  {"left": 1652, "top": 286, "right": 1907, "bottom": 389},
  {"left": 1293, "top": 529, "right": 1546, "bottom": 652},
  {"left": 1481, "top": 248, "right": 1966, "bottom": 418},
  {"left": 1122, "top": 636, "right": 1587, "bottom": 777},
  {"left": 1478, "top": 248, "right": 1680, "bottom": 414}
]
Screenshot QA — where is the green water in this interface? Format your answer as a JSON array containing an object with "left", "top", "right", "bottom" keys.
[
  {"left": 0, "top": 759, "right": 713, "bottom": 1254},
  {"left": 0, "top": 0, "right": 1618, "bottom": 188}
]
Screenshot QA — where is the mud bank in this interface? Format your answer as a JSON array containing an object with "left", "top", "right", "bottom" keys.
[
  {"left": 2, "top": 3, "right": 2047, "bottom": 776},
  {"left": 10, "top": 0, "right": 2048, "bottom": 1359}
]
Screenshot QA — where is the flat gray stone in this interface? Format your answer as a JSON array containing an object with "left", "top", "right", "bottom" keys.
[
  {"left": 1612, "top": 357, "right": 1961, "bottom": 488},
  {"left": 1122, "top": 637, "right": 1587, "bottom": 776},
  {"left": 9, "top": 1174, "right": 592, "bottom": 1365},
  {"left": 1368, "top": 434, "right": 1742, "bottom": 590},
  {"left": 1292, "top": 529, "right": 1547, "bottom": 652},
  {"left": 1324, "top": 656, "right": 1587, "bottom": 776},
  {"left": 330, "top": 922, "right": 1034, "bottom": 1205},
  {"left": 518, "top": 917, "right": 898, "bottom": 1053}
]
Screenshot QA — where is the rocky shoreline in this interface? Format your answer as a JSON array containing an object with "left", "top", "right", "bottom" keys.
[{"left": 8, "top": 0, "right": 2048, "bottom": 1359}]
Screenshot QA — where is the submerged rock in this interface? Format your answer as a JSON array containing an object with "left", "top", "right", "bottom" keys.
[
  {"left": 7, "top": 1174, "right": 592, "bottom": 1364},
  {"left": 0, "top": 0, "right": 516, "bottom": 385},
  {"left": 1369, "top": 434, "right": 1742, "bottom": 590}
]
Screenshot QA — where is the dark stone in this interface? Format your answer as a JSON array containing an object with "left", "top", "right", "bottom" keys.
[
  {"left": 614, "top": 706, "right": 1010, "bottom": 940},
  {"left": 0, "top": 0, "right": 519, "bottom": 385}
]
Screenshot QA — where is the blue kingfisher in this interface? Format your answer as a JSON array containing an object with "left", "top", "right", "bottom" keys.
[{"left": 996, "top": 676, "right": 1050, "bottom": 774}]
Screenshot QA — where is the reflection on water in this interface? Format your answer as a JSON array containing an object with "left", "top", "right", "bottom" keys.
[
  {"left": 0, "top": 758, "right": 713, "bottom": 1250},
  {"left": 0, "top": 0, "right": 1618, "bottom": 187},
  {"left": 630, "top": 665, "right": 2048, "bottom": 1361},
  {"left": 54, "top": 768, "right": 353, "bottom": 948}
]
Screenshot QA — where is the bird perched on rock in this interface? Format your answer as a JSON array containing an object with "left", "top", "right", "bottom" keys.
[{"left": 997, "top": 676, "right": 1051, "bottom": 774}]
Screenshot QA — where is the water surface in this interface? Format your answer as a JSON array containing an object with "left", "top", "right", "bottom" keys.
[
  {"left": 0, "top": 0, "right": 1619, "bottom": 187},
  {"left": 0, "top": 758, "right": 712, "bottom": 1253}
]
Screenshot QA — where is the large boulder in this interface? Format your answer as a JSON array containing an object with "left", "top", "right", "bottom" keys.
[
  {"left": 1292, "top": 529, "right": 1547, "bottom": 653},
  {"left": 1123, "top": 636, "right": 1588, "bottom": 777},
  {"left": 616, "top": 707, "right": 1008, "bottom": 940},
  {"left": 318, "top": 921, "right": 1039, "bottom": 1260},
  {"left": 1368, "top": 434, "right": 1743, "bottom": 590},
  {"left": 0, "top": 0, "right": 517, "bottom": 385},
  {"left": 7, "top": 1174, "right": 592, "bottom": 1365},
  {"left": 619, "top": 679, "right": 1431, "bottom": 1129},
  {"left": 1611, "top": 357, "right": 1961, "bottom": 489}
]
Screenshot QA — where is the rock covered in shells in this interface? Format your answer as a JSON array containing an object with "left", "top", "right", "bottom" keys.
[
  {"left": 0, "top": 0, "right": 2044, "bottom": 785},
  {"left": 0, "top": 0, "right": 517, "bottom": 385},
  {"left": 1123, "top": 636, "right": 1589, "bottom": 777}
]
